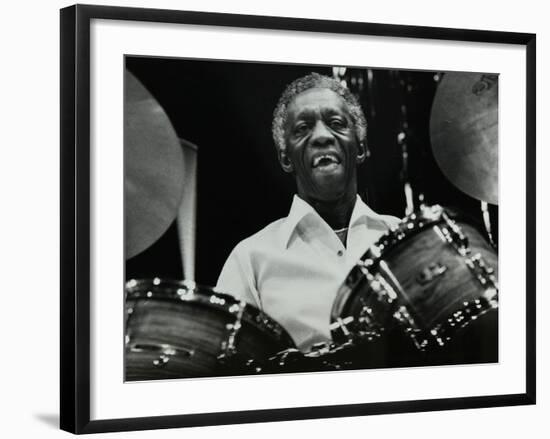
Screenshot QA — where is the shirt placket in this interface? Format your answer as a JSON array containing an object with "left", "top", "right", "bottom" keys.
[{"left": 302, "top": 219, "right": 348, "bottom": 265}]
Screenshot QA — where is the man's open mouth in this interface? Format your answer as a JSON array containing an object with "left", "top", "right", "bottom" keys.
[{"left": 311, "top": 153, "right": 342, "bottom": 168}]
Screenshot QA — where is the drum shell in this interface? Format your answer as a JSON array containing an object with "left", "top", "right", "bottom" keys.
[
  {"left": 125, "top": 280, "right": 295, "bottom": 381},
  {"left": 332, "top": 208, "right": 498, "bottom": 367}
]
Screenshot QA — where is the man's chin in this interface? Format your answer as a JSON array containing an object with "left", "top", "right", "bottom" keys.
[{"left": 314, "top": 173, "right": 347, "bottom": 193}]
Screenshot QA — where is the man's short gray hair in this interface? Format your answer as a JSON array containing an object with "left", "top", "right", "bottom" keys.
[{"left": 272, "top": 72, "right": 367, "bottom": 152}]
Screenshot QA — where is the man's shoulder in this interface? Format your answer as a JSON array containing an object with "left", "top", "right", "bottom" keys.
[
  {"left": 354, "top": 196, "right": 402, "bottom": 230},
  {"left": 230, "top": 217, "right": 287, "bottom": 255}
]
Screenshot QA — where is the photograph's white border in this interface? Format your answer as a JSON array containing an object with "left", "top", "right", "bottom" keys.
[{"left": 90, "top": 19, "right": 527, "bottom": 420}]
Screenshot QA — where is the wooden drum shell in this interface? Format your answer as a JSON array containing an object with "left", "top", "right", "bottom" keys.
[{"left": 125, "top": 280, "right": 295, "bottom": 381}]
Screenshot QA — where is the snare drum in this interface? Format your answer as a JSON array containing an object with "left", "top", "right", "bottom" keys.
[
  {"left": 125, "top": 278, "right": 295, "bottom": 380},
  {"left": 330, "top": 205, "right": 498, "bottom": 367}
]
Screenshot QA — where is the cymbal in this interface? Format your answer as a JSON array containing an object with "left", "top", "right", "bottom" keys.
[
  {"left": 125, "top": 70, "right": 185, "bottom": 259},
  {"left": 430, "top": 72, "right": 498, "bottom": 205}
]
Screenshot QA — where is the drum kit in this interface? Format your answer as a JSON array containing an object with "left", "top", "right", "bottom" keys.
[{"left": 124, "top": 71, "right": 499, "bottom": 380}]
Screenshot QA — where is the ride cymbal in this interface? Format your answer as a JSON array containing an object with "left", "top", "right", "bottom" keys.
[{"left": 430, "top": 72, "right": 498, "bottom": 205}]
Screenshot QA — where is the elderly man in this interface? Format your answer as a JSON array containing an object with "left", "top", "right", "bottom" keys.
[{"left": 217, "top": 72, "right": 399, "bottom": 352}]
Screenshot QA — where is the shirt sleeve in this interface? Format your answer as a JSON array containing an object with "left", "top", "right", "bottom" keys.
[{"left": 216, "top": 244, "right": 262, "bottom": 309}]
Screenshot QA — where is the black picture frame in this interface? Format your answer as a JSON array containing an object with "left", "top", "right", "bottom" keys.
[{"left": 60, "top": 4, "right": 536, "bottom": 434}]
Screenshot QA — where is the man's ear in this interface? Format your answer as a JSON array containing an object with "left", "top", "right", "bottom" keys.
[
  {"left": 279, "top": 149, "right": 294, "bottom": 173},
  {"left": 356, "top": 141, "right": 368, "bottom": 164}
]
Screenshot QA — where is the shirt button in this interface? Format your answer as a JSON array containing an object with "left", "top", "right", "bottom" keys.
[{"left": 337, "top": 250, "right": 344, "bottom": 257}]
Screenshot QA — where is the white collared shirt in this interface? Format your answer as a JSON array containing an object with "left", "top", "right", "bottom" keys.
[{"left": 216, "top": 195, "right": 400, "bottom": 351}]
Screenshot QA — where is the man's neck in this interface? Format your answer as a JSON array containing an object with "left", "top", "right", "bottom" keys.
[{"left": 303, "top": 193, "right": 357, "bottom": 230}]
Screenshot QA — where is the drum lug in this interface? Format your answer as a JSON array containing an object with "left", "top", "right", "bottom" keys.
[
  {"left": 393, "top": 305, "right": 425, "bottom": 351},
  {"left": 219, "top": 321, "right": 242, "bottom": 358},
  {"left": 218, "top": 301, "right": 246, "bottom": 362},
  {"left": 357, "top": 307, "right": 384, "bottom": 341},
  {"left": 464, "top": 252, "right": 499, "bottom": 290}
]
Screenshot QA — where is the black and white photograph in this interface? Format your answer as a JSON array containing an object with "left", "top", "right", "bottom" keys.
[
  {"left": 55, "top": 3, "right": 537, "bottom": 435},
  {"left": 124, "top": 57, "right": 500, "bottom": 381}
]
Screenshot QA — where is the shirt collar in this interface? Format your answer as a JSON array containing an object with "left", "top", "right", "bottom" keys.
[
  {"left": 279, "top": 195, "right": 315, "bottom": 248},
  {"left": 280, "top": 194, "right": 391, "bottom": 249}
]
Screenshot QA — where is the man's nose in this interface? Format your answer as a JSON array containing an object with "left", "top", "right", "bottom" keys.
[{"left": 310, "top": 120, "right": 334, "bottom": 147}]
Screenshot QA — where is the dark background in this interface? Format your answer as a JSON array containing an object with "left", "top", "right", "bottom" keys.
[{"left": 125, "top": 56, "right": 497, "bottom": 286}]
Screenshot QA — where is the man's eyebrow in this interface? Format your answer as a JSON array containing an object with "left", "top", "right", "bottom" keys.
[
  {"left": 290, "top": 108, "right": 315, "bottom": 121},
  {"left": 323, "top": 108, "right": 344, "bottom": 115}
]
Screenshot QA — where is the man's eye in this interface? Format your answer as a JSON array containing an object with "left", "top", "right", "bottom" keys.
[
  {"left": 329, "top": 119, "right": 346, "bottom": 129},
  {"left": 294, "top": 124, "right": 309, "bottom": 135}
]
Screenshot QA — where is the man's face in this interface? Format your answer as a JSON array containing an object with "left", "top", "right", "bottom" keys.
[{"left": 282, "top": 87, "right": 364, "bottom": 203}]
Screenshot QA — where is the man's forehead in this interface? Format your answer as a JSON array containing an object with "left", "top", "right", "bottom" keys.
[{"left": 288, "top": 87, "right": 349, "bottom": 115}]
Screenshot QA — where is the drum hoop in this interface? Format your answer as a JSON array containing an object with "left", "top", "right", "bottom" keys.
[
  {"left": 330, "top": 265, "right": 365, "bottom": 327},
  {"left": 125, "top": 278, "right": 295, "bottom": 348},
  {"left": 364, "top": 205, "right": 447, "bottom": 261}
]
